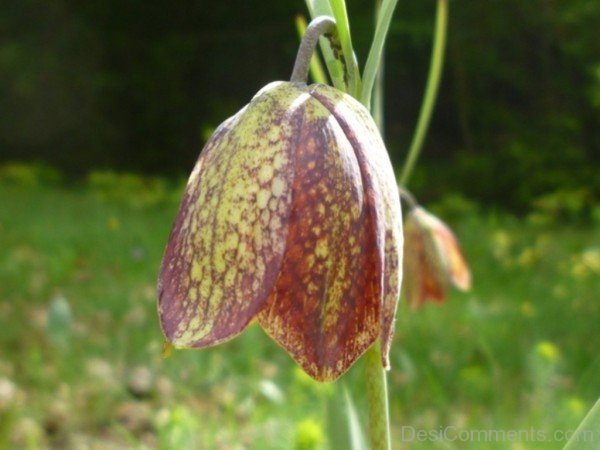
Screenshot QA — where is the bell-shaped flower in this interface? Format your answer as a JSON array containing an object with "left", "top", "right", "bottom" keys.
[
  {"left": 157, "top": 81, "right": 402, "bottom": 381},
  {"left": 403, "top": 206, "right": 470, "bottom": 308}
]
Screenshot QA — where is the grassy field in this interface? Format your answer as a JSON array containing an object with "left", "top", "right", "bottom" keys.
[{"left": 0, "top": 173, "right": 598, "bottom": 450}]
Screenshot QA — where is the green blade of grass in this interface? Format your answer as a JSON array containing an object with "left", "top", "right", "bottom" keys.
[
  {"left": 563, "top": 398, "right": 600, "bottom": 450},
  {"left": 328, "top": 0, "right": 362, "bottom": 98},
  {"left": 360, "top": 0, "right": 399, "bottom": 109},
  {"left": 399, "top": 0, "right": 448, "bottom": 186},
  {"left": 304, "top": 0, "right": 334, "bottom": 24},
  {"left": 371, "top": 0, "right": 385, "bottom": 132},
  {"left": 305, "top": 0, "right": 348, "bottom": 91},
  {"left": 343, "top": 386, "right": 367, "bottom": 450},
  {"left": 326, "top": 384, "right": 367, "bottom": 450}
]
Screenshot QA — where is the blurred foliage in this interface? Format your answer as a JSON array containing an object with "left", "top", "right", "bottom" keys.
[
  {"left": 0, "top": 0, "right": 598, "bottom": 208},
  {"left": 293, "top": 419, "right": 324, "bottom": 450},
  {"left": 85, "top": 170, "right": 183, "bottom": 208},
  {"left": 527, "top": 188, "right": 596, "bottom": 225},
  {"left": 0, "top": 162, "right": 62, "bottom": 187},
  {"left": 0, "top": 182, "right": 598, "bottom": 449}
]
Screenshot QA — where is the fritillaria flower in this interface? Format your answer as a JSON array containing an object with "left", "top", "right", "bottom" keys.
[
  {"left": 403, "top": 206, "right": 471, "bottom": 308},
  {"left": 157, "top": 70, "right": 402, "bottom": 380}
]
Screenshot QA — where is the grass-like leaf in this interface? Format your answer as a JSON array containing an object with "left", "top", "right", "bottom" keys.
[
  {"left": 360, "top": 0, "right": 399, "bottom": 109},
  {"left": 563, "top": 398, "right": 600, "bottom": 450},
  {"left": 326, "top": 384, "right": 367, "bottom": 450},
  {"left": 328, "top": 0, "right": 362, "bottom": 98},
  {"left": 399, "top": 0, "right": 448, "bottom": 185},
  {"left": 304, "top": 0, "right": 348, "bottom": 92},
  {"left": 344, "top": 386, "right": 368, "bottom": 450}
]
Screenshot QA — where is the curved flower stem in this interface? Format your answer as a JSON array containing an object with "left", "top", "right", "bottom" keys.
[
  {"left": 291, "top": 16, "right": 337, "bottom": 84},
  {"left": 365, "top": 343, "right": 391, "bottom": 450},
  {"left": 295, "top": 15, "right": 329, "bottom": 85},
  {"left": 397, "top": 186, "right": 419, "bottom": 211},
  {"left": 399, "top": 0, "right": 448, "bottom": 186}
]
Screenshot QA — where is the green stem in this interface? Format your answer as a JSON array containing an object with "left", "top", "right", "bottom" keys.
[
  {"left": 365, "top": 343, "right": 391, "bottom": 450},
  {"left": 399, "top": 0, "right": 448, "bottom": 186},
  {"left": 397, "top": 186, "right": 419, "bottom": 210},
  {"left": 364, "top": 4, "right": 392, "bottom": 450}
]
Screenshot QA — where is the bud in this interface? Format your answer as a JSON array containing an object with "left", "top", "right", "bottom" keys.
[{"left": 403, "top": 206, "right": 470, "bottom": 308}]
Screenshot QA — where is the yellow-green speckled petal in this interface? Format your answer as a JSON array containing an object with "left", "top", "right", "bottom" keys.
[
  {"left": 257, "top": 92, "right": 382, "bottom": 382},
  {"left": 309, "top": 84, "right": 403, "bottom": 370},
  {"left": 158, "top": 81, "right": 309, "bottom": 348}
]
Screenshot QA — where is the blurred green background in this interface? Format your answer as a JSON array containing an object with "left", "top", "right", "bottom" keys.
[
  {"left": 0, "top": 0, "right": 599, "bottom": 449},
  {"left": 1, "top": 0, "right": 598, "bottom": 208}
]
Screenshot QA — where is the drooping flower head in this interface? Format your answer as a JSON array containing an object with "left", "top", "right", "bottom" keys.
[
  {"left": 403, "top": 206, "right": 470, "bottom": 308},
  {"left": 157, "top": 17, "right": 402, "bottom": 382},
  {"left": 157, "top": 80, "right": 402, "bottom": 381}
]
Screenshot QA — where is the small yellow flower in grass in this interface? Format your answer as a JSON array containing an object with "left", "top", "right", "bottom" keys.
[
  {"left": 535, "top": 341, "right": 560, "bottom": 364},
  {"left": 294, "top": 418, "right": 324, "bottom": 450},
  {"left": 581, "top": 247, "right": 600, "bottom": 273},
  {"left": 571, "top": 247, "right": 600, "bottom": 279},
  {"left": 403, "top": 206, "right": 471, "bottom": 308},
  {"left": 565, "top": 397, "right": 586, "bottom": 417}
]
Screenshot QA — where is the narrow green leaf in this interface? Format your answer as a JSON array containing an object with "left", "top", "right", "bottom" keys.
[
  {"left": 326, "top": 384, "right": 367, "bottom": 450},
  {"left": 344, "top": 386, "right": 368, "bottom": 450},
  {"left": 563, "top": 398, "right": 600, "bottom": 450},
  {"left": 371, "top": 59, "right": 384, "bottom": 132},
  {"left": 305, "top": 0, "right": 332, "bottom": 19},
  {"left": 295, "top": 15, "right": 329, "bottom": 85},
  {"left": 399, "top": 0, "right": 448, "bottom": 186},
  {"left": 328, "top": 0, "right": 362, "bottom": 98},
  {"left": 304, "top": 0, "right": 348, "bottom": 92},
  {"left": 371, "top": 0, "right": 385, "bottom": 132},
  {"left": 360, "top": 0, "right": 399, "bottom": 109}
]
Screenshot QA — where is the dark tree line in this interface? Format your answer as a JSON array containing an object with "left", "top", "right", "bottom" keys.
[{"left": 1, "top": 0, "right": 598, "bottom": 207}]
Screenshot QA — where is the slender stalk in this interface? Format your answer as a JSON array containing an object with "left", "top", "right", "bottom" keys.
[
  {"left": 398, "top": 186, "right": 419, "bottom": 210},
  {"left": 399, "top": 0, "right": 448, "bottom": 186},
  {"left": 372, "top": 47, "right": 384, "bottom": 134},
  {"left": 291, "top": 16, "right": 337, "bottom": 84},
  {"left": 365, "top": 343, "right": 391, "bottom": 450},
  {"left": 295, "top": 15, "right": 329, "bottom": 85},
  {"left": 364, "top": 3, "right": 392, "bottom": 449}
]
